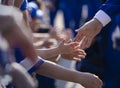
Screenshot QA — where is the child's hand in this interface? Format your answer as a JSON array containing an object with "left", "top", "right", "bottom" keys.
[
  {"left": 79, "top": 72, "right": 103, "bottom": 88},
  {"left": 58, "top": 39, "right": 81, "bottom": 54},
  {"left": 59, "top": 39, "right": 86, "bottom": 61},
  {"left": 61, "top": 51, "right": 86, "bottom": 61},
  {"left": 58, "top": 40, "right": 85, "bottom": 54}
]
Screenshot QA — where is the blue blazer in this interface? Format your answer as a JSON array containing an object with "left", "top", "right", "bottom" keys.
[{"left": 100, "top": 0, "right": 120, "bottom": 19}]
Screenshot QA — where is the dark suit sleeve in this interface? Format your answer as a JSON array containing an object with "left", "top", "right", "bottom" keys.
[
  {"left": 100, "top": 0, "right": 120, "bottom": 18},
  {"left": 94, "top": 0, "right": 120, "bottom": 26}
]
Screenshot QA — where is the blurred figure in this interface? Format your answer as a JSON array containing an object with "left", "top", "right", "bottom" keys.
[
  {"left": 0, "top": 4, "right": 36, "bottom": 88},
  {"left": 27, "top": 1, "right": 44, "bottom": 32}
]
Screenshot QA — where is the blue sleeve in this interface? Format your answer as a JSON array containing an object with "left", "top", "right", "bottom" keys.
[
  {"left": 100, "top": 0, "right": 120, "bottom": 19},
  {"left": 20, "top": 0, "right": 28, "bottom": 11}
]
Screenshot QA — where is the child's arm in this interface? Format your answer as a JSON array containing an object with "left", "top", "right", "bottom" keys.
[
  {"left": 61, "top": 36, "right": 87, "bottom": 61},
  {"left": 36, "top": 60, "right": 103, "bottom": 88},
  {"left": 20, "top": 57, "right": 102, "bottom": 88},
  {"left": 36, "top": 40, "right": 86, "bottom": 60}
]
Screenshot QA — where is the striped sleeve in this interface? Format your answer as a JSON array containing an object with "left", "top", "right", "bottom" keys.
[{"left": 20, "top": 56, "right": 45, "bottom": 74}]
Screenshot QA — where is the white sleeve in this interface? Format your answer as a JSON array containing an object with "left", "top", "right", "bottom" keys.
[{"left": 94, "top": 10, "right": 111, "bottom": 27}]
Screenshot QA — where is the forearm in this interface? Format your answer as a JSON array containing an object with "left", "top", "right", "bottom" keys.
[
  {"left": 21, "top": 59, "right": 103, "bottom": 88},
  {"left": 36, "top": 47, "right": 60, "bottom": 59},
  {"left": 36, "top": 60, "right": 82, "bottom": 83}
]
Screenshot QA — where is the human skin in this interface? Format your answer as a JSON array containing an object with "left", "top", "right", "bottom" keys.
[
  {"left": 74, "top": 18, "right": 102, "bottom": 49},
  {"left": 36, "top": 40, "right": 86, "bottom": 60},
  {"left": 36, "top": 60, "right": 103, "bottom": 88}
]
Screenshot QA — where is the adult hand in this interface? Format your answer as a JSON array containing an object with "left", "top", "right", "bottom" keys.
[{"left": 74, "top": 18, "right": 103, "bottom": 49}]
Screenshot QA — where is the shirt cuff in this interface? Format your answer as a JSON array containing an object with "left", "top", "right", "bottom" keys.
[{"left": 94, "top": 10, "right": 111, "bottom": 27}]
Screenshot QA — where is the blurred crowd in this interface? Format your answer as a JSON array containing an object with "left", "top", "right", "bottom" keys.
[{"left": 0, "top": 0, "right": 120, "bottom": 88}]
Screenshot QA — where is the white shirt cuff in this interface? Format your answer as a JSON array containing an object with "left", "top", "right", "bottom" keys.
[{"left": 94, "top": 10, "right": 111, "bottom": 27}]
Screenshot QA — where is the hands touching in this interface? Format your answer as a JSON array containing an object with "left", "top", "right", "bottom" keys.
[
  {"left": 74, "top": 18, "right": 103, "bottom": 49},
  {"left": 59, "top": 38, "right": 86, "bottom": 61},
  {"left": 47, "top": 18, "right": 103, "bottom": 61},
  {"left": 58, "top": 39, "right": 83, "bottom": 54}
]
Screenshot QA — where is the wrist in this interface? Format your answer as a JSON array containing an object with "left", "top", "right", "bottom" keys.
[{"left": 93, "top": 18, "right": 103, "bottom": 29}]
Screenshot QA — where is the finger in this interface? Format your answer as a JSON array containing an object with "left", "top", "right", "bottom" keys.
[
  {"left": 79, "top": 36, "right": 87, "bottom": 49},
  {"left": 85, "top": 37, "right": 93, "bottom": 48},
  {"left": 73, "top": 57, "right": 81, "bottom": 61},
  {"left": 74, "top": 31, "right": 84, "bottom": 42},
  {"left": 72, "top": 52, "right": 86, "bottom": 59},
  {"left": 78, "top": 55, "right": 86, "bottom": 59},
  {"left": 69, "top": 42, "right": 80, "bottom": 49},
  {"left": 74, "top": 34, "right": 82, "bottom": 42},
  {"left": 75, "top": 49, "right": 86, "bottom": 56},
  {"left": 80, "top": 37, "right": 90, "bottom": 49}
]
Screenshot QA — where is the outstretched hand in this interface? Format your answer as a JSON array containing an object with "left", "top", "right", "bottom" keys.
[
  {"left": 58, "top": 39, "right": 82, "bottom": 54},
  {"left": 74, "top": 18, "right": 103, "bottom": 49},
  {"left": 60, "top": 38, "right": 86, "bottom": 61}
]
